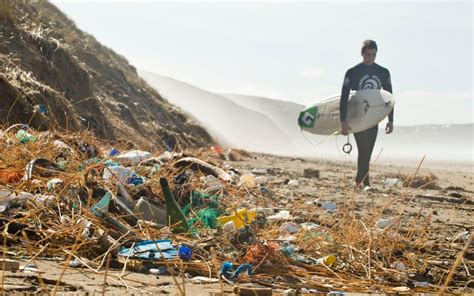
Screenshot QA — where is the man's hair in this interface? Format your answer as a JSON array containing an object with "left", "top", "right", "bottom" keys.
[{"left": 361, "top": 40, "right": 378, "bottom": 54}]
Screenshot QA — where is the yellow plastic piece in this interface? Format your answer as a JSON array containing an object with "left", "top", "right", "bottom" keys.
[
  {"left": 317, "top": 255, "right": 337, "bottom": 266},
  {"left": 217, "top": 208, "right": 257, "bottom": 229},
  {"left": 239, "top": 174, "right": 256, "bottom": 188}
]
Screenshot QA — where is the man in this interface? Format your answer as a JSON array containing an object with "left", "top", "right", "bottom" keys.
[{"left": 340, "top": 40, "right": 394, "bottom": 189}]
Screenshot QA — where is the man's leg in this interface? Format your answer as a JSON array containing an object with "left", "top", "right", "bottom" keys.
[{"left": 354, "top": 125, "right": 378, "bottom": 187}]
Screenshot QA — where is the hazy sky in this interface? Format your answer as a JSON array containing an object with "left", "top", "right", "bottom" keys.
[{"left": 53, "top": 1, "right": 473, "bottom": 125}]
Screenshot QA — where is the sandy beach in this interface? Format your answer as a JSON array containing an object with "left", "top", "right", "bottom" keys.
[{"left": 2, "top": 151, "right": 472, "bottom": 295}]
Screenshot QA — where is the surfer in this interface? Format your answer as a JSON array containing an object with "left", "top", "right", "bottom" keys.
[{"left": 339, "top": 40, "right": 394, "bottom": 189}]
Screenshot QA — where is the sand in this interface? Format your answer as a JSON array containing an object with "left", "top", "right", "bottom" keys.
[{"left": 2, "top": 152, "right": 472, "bottom": 295}]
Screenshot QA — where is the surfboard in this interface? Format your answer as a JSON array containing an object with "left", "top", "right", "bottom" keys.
[{"left": 298, "top": 89, "right": 395, "bottom": 135}]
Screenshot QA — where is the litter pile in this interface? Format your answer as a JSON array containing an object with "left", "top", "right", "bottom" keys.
[{"left": 0, "top": 124, "right": 471, "bottom": 294}]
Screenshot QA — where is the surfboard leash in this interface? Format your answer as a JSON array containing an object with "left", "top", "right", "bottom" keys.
[
  {"left": 299, "top": 128, "right": 326, "bottom": 147},
  {"left": 332, "top": 130, "right": 352, "bottom": 155},
  {"left": 300, "top": 128, "right": 352, "bottom": 155},
  {"left": 342, "top": 135, "right": 352, "bottom": 155}
]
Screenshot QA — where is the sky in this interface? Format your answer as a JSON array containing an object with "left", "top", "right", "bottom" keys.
[{"left": 52, "top": 1, "right": 473, "bottom": 126}]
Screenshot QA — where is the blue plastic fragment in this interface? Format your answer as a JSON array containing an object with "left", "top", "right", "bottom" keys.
[
  {"left": 38, "top": 105, "right": 47, "bottom": 114},
  {"left": 327, "top": 291, "right": 346, "bottom": 296},
  {"left": 178, "top": 245, "right": 192, "bottom": 261},
  {"left": 109, "top": 148, "right": 120, "bottom": 157},
  {"left": 221, "top": 261, "right": 234, "bottom": 279},
  {"left": 233, "top": 264, "right": 252, "bottom": 279},
  {"left": 220, "top": 261, "right": 253, "bottom": 280},
  {"left": 280, "top": 241, "right": 294, "bottom": 257},
  {"left": 128, "top": 173, "right": 144, "bottom": 186},
  {"left": 91, "top": 192, "right": 111, "bottom": 214},
  {"left": 118, "top": 240, "right": 177, "bottom": 260}
]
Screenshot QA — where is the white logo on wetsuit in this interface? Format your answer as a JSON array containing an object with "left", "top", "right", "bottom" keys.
[{"left": 359, "top": 74, "right": 381, "bottom": 90}]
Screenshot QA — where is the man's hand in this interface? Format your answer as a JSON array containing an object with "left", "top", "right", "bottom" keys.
[
  {"left": 385, "top": 122, "right": 394, "bottom": 134},
  {"left": 341, "top": 121, "right": 351, "bottom": 135}
]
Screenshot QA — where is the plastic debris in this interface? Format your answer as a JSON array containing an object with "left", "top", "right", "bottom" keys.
[
  {"left": 0, "top": 170, "right": 22, "bottom": 184},
  {"left": 279, "top": 222, "right": 300, "bottom": 234},
  {"left": 217, "top": 208, "right": 258, "bottom": 229},
  {"left": 24, "top": 158, "right": 61, "bottom": 180},
  {"left": 267, "top": 210, "right": 292, "bottom": 223},
  {"left": 108, "top": 147, "right": 120, "bottom": 157},
  {"left": 453, "top": 231, "right": 470, "bottom": 243},
  {"left": 174, "top": 157, "right": 232, "bottom": 182},
  {"left": 178, "top": 245, "right": 193, "bottom": 261},
  {"left": 327, "top": 291, "right": 346, "bottom": 296},
  {"left": 391, "top": 262, "right": 406, "bottom": 270},
  {"left": 376, "top": 218, "right": 394, "bottom": 229},
  {"left": 300, "top": 222, "right": 320, "bottom": 230},
  {"left": 321, "top": 201, "right": 337, "bottom": 213},
  {"left": 118, "top": 240, "right": 177, "bottom": 260},
  {"left": 0, "top": 123, "right": 467, "bottom": 294},
  {"left": 223, "top": 221, "right": 237, "bottom": 239},
  {"left": 136, "top": 196, "right": 167, "bottom": 225},
  {"left": 221, "top": 261, "right": 252, "bottom": 280},
  {"left": 149, "top": 266, "right": 168, "bottom": 275},
  {"left": 160, "top": 177, "right": 190, "bottom": 234},
  {"left": 239, "top": 174, "right": 256, "bottom": 188},
  {"left": 251, "top": 168, "right": 268, "bottom": 175},
  {"left": 114, "top": 150, "right": 152, "bottom": 165},
  {"left": 69, "top": 259, "right": 83, "bottom": 268},
  {"left": 53, "top": 140, "right": 72, "bottom": 151},
  {"left": 103, "top": 165, "right": 143, "bottom": 185},
  {"left": 47, "top": 178, "right": 64, "bottom": 192},
  {"left": 280, "top": 241, "right": 295, "bottom": 257},
  {"left": 287, "top": 180, "right": 299, "bottom": 187},
  {"left": 384, "top": 178, "right": 402, "bottom": 188},
  {"left": 16, "top": 129, "right": 36, "bottom": 143},
  {"left": 191, "top": 276, "right": 219, "bottom": 284},
  {"left": 0, "top": 190, "right": 34, "bottom": 212},
  {"left": 315, "top": 255, "right": 336, "bottom": 266},
  {"left": 22, "top": 263, "right": 39, "bottom": 273}
]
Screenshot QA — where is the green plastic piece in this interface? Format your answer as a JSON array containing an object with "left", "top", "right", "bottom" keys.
[
  {"left": 16, "top": 129, "right": 36, "bottom": 144},
  {"left": 160, "top": 177, "right": 190, "bottom": 234}
]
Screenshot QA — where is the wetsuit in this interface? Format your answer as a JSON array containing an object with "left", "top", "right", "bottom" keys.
[{"left": 339, "top": 63, "right": 393, "bottom": 186}]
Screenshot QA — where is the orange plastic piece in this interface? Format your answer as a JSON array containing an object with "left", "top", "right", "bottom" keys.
[{"left": 0, "top": 171, "right": 22, "bottom": 184}]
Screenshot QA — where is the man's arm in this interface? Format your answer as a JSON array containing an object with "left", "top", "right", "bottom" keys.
[
  {"left": 339, "top": 69, "right": 352, "bottom": 123},
  {"left": 383, "top": 69, "right": 394, "bottom": 122},
  {"left": 383, "top": 69, "right": 394, "bottom": 134},
  {"left": 339, "top": 69, "right": 352, "bottom": 135}
]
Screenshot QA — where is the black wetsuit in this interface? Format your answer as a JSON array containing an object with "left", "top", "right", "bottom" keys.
[{"left": 339, "top": 63, "right": 394, "bottom": 186}]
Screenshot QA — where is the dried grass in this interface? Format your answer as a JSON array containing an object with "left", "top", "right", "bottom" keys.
[{"left": 0, "top": 125, "right": 470, "bottom": 294}]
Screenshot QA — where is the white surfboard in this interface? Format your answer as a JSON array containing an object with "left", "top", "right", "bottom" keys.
[{"left": 298, "top": 89, "right": 395, "bottom": 135}]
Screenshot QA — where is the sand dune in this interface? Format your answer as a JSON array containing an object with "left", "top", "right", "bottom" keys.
[{"left": 139, "top": 71, "right": 295, "bottom": 154}]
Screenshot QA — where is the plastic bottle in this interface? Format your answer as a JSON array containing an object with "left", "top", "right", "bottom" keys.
[
  {"left": 315, "top": 255, "right": 336, "bottom": 266},
  {"left": 16, "top": 129, "right": 36, "bottom": 144},
  {"left": 160, "top": 177, "right": 190, "bottom": 234}
]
